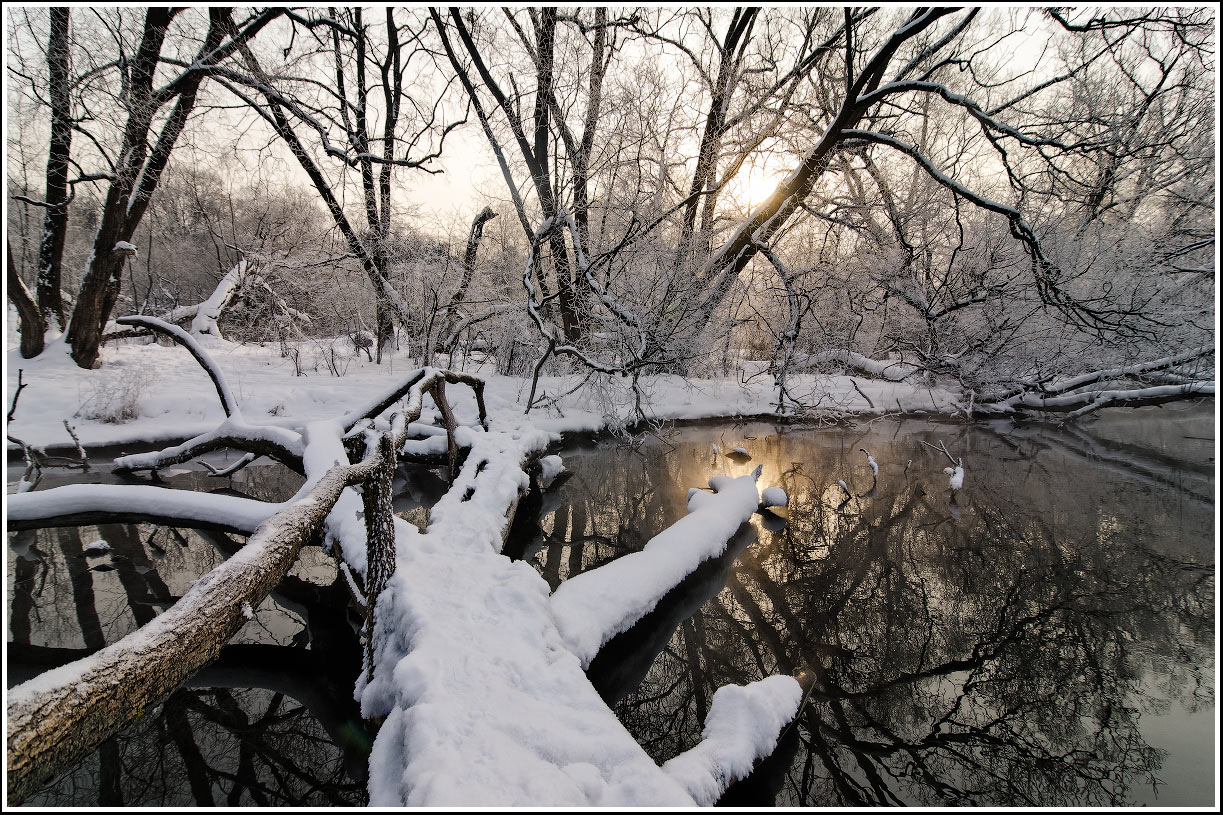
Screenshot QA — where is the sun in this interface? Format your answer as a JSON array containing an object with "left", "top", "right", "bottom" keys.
[{"left": 728, "top": 159, "right": 784, "bottom": 209}]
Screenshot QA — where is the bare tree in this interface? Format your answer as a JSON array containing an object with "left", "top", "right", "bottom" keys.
[
  {"left": 201, "top": 8, "right": 466, "bottom": 362},
  {"left": 6, "top": 7, "right": 285, "bottom": 368},
  {"left": 426, "top": 6, "right": 1213, "bottom": 409}
]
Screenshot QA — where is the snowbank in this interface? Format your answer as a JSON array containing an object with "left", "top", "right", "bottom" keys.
[{"left": 5, "top": 338, "right": 965, "bottom": 456}]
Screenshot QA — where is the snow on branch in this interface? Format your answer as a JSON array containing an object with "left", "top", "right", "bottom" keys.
[
  {"left": 661, "top": 675, "right": 806, "bottom": 806},
  {"left": 111, "top": 417, "right": 306, "bottom": 474},
  {"left": 1007, "top": 382, "right": 1214, "bottom": 419},
  {"left": 798, "top": 349, "right": 920, "bottom": 382},
  {"left": 1034, "top": 345, "right": 1213, "bottom": 396},
  {"left": 550, "top": 468, "right": 764, "bottom": 668},
  {"left": 188, "top": 258, "right": 248, "bottom": 338},
  {"left": 6, "top": 419, "right": 402, "bottom": 805},
  {"left": 974, "top": 346, "right": 1215, "bottom": 418},
  {"left": 7, "top": 483, "right": 274, "bottom": 534},
  {"left": 115, "top": 315, "right": 242, "bottom": 417}
]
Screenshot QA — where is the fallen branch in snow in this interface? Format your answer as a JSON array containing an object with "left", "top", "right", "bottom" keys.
[
  {"left": 797, "top": 349, "right": 920, "bottom": 382},
  {"left": 7, "top": 368, "right": 28, "bottom": 421}
]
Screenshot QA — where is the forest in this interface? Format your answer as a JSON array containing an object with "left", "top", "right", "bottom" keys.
[{"left": 4, "top": 5, "right": 1217, "bottom": 809}]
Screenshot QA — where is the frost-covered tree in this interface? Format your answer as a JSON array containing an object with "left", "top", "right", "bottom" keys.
[
  {"left": 429, "top": 6, "right": 1214, "bottom": 407},
  {"left": 6, "top": 7, "right": 286, "bottom": 367}
]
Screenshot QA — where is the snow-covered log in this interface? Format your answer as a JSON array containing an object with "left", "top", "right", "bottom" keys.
[
  {"left": 6, "top": 350, "right": 488, "bottom": 806},
  {"left": 5, "top": 432, "right": 392, "bottom": 806},
  {"left": 796, "top": 349, "right": 920, "bottom": 381},
  {"left": 661, "top": 675, "right": 807, "bottom": 806},
  {"left": 358, "top": 425, "right": 805, "bottom": 806},
  {"left": 550, "top": 467, "right": 763, "bottom": 668},
  {"left": 6, "top": 483, "right": 274, "bottom": 534}
]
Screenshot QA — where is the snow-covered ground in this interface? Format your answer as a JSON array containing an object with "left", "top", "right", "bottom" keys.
[{"left": 5, "top": 331, "right": 964, "bottom": 455}]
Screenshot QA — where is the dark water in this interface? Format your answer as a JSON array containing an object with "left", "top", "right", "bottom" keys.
[
  {"left": 7, "top": 405, "right": 1216, "bottom": 806},
  {"left": 510, "top": 404, "right": 1216, "bottom": 807},
  {"left": 7, "top": 457, "right": 372, "bottom": 806}
]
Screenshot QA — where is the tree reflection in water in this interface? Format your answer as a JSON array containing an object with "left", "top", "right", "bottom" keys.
[
  {"left": 6, "top": 410, "right": 1213, "bottom": 806},
  {"left": 527, "top": 408, "right": 1214, "bottom": 807},
  {"left": 6, "top": 460, "right": 371, "bottom": 806}
]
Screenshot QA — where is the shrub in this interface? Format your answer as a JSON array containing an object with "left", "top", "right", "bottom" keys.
[{"left": 76, "top": 369, "right": 148, "bottom": 424}]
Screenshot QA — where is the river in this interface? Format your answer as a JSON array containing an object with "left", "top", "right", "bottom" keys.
[{"left": 6, "top": 403, "right": 1215, "bottom": 806}]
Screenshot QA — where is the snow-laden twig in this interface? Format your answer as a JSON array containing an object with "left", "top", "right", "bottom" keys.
[{"left": 201, "top": 452, "right": 257, "bottom": 478}]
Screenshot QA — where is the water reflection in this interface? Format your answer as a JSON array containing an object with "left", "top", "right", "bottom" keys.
[
  {"left": 7, "top": 458, "right": 370, "bottom": 806},
  {"left": 529, "top": 407, "right": 1215, "bottom": 807}
]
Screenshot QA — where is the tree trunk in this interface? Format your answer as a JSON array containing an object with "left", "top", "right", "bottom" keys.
[
  {"left": 36, "top": 7, "right": 71, "bottom": 330},
  {"left": 5, "top": 458, "right": 359, "bottom": 806},
  {"left": 7, "top": 239, "right": 47, "bottom": 358},
  {"left": 66, "top": 247, "right": 131, "bottom": 368},
  {"left": 62, "top": 7, "right": 281, "bottom": 369}
]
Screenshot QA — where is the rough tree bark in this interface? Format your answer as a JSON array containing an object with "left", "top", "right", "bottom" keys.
[
  {"left": 8, "top": 239, "right": 47, "bottom": 358},
  {"left": 35, "top": 7, "right": 71, "bottom": 330},
  {"left": 439, "top": 205, "right": 497, "bottom": 349}
]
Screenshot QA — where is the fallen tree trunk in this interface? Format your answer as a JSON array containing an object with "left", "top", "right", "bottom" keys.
[
  {"left": 6, "top": 318, "right": 486, "bottom": 805},
  {"left": 5, "top": 450, "right": 377, "bottom": 805}
]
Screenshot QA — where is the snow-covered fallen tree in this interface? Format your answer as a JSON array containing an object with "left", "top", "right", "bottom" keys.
[
  {"left": 5, "top": 317, "right": 486, "bottom": 805},
  {"left": 552, "top": 467, "right": 766, "bottom": 667},
  {"left": 360, "top": 461, "right": 804, "bottom": 805},
  {"left": 976, "top": 345, "right": 1215, "bottom": 419},
  {"left": 8, "top": 316, "right": 810, "bottom": 807},
  {"left": 102, "top": 258, "right": 310, "bottom": 345}
]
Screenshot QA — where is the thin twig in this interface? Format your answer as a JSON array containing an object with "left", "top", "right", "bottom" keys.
[
  {"left": 62, "top": 420, "right": 88, "bottom": 468},
  {"left": 201, "top": 452, "right": 257, "bottom": 477},
  {"left": 8, "top": 369, "right": 28, "bottom": 422},
  {"left": 917, "top": 438, "right": 958, "bottom": 464}
]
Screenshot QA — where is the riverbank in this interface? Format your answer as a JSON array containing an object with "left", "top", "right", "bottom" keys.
[{"left": 6, "top": 334, "right": 968, "bottom": 459}]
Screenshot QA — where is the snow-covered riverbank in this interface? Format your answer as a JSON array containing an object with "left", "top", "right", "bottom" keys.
[{"left": 5, "top": 334, "right": 964, "bottom": 457}]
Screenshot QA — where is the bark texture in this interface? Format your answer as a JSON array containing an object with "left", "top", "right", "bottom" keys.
[
  {"left": 8, "top": 240, "right": 47, "bottom": 358},
  {"left": 5, "top": 452, "right": 380, "bottom": 806}
]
